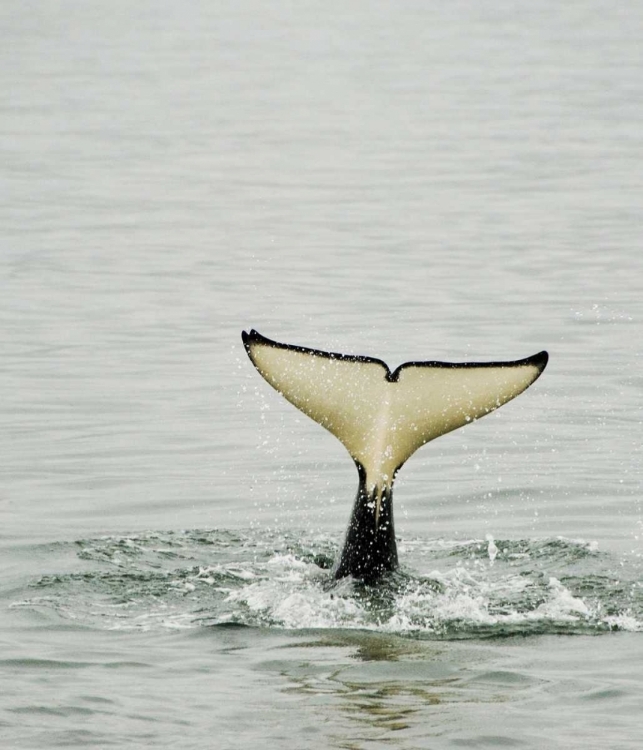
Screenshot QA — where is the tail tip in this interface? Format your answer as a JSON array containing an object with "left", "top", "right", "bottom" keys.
[
  {"left": 241, "top": 329, "right": 259, "bottom": 346},
  {"left": 532, "top": 350, "right": 549, "bottom": 372}
]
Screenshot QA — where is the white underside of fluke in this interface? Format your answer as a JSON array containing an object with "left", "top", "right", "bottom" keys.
[{"left": 243, "top": 331, "right": 548, "bottom": 506}]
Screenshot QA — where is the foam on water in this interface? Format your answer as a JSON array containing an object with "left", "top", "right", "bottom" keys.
[{"left": 11, "top": 529, "right": 643, "bottom": 637}]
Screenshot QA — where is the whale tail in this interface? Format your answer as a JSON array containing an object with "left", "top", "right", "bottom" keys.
[{"left": 242, "top": 330, "right": 548, "bottom": 582}]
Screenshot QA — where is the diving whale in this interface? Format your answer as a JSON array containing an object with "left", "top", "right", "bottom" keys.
[{"left": 242, "top": 330, "right": 548, "bottom": 583}]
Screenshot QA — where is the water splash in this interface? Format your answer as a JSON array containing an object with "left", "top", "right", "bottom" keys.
[{"left": 11, "top": 529, "right": 643, "bottom": 637}]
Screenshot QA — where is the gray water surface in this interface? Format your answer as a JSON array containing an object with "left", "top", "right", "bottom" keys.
[{"left": 2, "top": 1, "right": 643, "bottom": 748}]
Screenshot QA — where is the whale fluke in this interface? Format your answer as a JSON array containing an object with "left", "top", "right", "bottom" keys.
[{"left": 242, "top": 329, "right": 548, "bottom": 583}]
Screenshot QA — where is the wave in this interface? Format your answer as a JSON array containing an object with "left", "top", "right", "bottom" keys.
[{"left": 11, "top": 529, "right": 643, "bottom": 637}]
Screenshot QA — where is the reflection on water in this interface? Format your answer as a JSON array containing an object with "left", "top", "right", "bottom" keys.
[
  {"left": 268, "top": 631, "right": 542, "bottom": 748},
  {"left": 276, "top": 634, "right": 448, "bottom": 745}
]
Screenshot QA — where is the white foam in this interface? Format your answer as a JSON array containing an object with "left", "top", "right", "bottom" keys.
[
  {"left": 486, "top": 534, "right": 498, "bottom": 564},
  {"left": 530, "top": 577, "right": 590, "bottom": 621},
  {"left": 603, "top": 614, "right": 642, "bottom": 632}
]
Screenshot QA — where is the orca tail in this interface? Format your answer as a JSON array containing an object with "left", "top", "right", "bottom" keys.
[{"left": 242, "top": 329, "right": 548, "bottom": 581}]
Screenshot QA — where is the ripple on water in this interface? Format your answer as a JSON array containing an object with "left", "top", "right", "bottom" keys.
[{"left": 10, "top": 529, "right": 643, "bottom": 637}]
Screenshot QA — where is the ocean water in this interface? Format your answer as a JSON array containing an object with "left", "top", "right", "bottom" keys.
[{"left": 2, "top": 1, "right": 643, "bottom": 747}]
